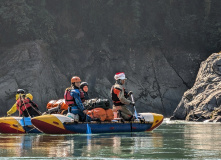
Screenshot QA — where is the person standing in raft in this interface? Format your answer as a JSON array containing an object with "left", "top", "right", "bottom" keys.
[
  {"left": 7, "top": 89, "right": 41, "bottom": 117},
  {"left": 64, "top": 76, "right": 91, "bottom": 122},
  {"left": 111, "top": 72, "right": 134, "bottom": 121},
  {"left": 80, "top": 82, "right": 90, "bottom": 101}
]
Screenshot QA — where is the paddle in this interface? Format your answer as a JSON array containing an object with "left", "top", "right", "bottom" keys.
[
  {"left": 130, "top": 94, "right": 138, "bottom": 120},
  {"left": 86, "top": 114, "right": 92, "bottom": 134}
]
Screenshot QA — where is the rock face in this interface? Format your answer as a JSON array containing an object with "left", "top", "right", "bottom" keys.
[
  {"left": 171, "top": 52, "right": 221, "bottom": 121},
  {"left": 0, "top": 41, "right": 69, "bottom": 116},
  {"left": 0, "top": 41, "right": 208, "bottom": 117}
]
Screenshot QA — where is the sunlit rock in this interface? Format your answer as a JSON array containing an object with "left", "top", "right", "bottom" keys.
[{"left": 171, "top": 52, "right": 221, "bottom": 121}]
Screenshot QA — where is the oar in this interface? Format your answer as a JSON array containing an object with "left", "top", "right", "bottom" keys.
[
  {"left": 130, "top": 94, "right": 138, "bottom": 120},
  {"left": 86, "top": 114, "right": 91, "bottom": 134}
]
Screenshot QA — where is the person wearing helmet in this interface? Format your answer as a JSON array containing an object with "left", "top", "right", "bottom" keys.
[
  {"left": 110, "top": 72, "right": 134, "bottom": 121},
  {"left": 7, "top": 89, "right": 41, "bottom": 117},
  {"left": 80, "top": 82, "right": 90, "bottom": 101},
  {"left": 64, "top": 76, "right": 90, "bottom": 122}
]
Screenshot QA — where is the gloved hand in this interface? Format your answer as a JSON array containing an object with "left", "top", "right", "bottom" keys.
[
  {"left": 130, "top": 101, "right": 135, "bottom": 105},
  {"left": 83, "top": 110, "right": 88, "bottom": 114},
  {"left": 128, "top": 91, "right": 133, "bottom": 96}
]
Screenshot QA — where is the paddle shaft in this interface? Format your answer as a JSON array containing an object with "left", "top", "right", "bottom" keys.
[{"left": 130, "top": 94, "right": 138, "bottom": 119}]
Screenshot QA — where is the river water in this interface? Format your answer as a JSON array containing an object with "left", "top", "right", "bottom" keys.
[{"left": 0, "top": 119, "right": 221, "bottom": 159}]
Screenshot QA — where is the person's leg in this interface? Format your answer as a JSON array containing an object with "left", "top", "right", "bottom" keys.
[
  {"left": 113, "top": 105, "right": 122, "bottom": 118},
  {"left": 78, "top": 110, "right": 91, "bottom": 122},
  {"left": 120, "top": 106, "right": 133, "bottom": 121},
  {"left": 78, "top": 111, "right": 85, "bottom": 121}
]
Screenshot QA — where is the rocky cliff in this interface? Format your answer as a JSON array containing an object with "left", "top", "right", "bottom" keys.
[
  {"left": 0, "top": 40, "right": 209, "bottom": 117},
  {"left": 0, "top": 41, "right": 68, "bottom": 116},
  {"left": 171, "top": 52, "right": 221, "bottom": 121},
  {"left": 1, "top": 1, "right": 219, "bottom": 117}
]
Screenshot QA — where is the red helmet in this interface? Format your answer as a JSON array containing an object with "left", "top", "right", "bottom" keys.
[{"left": 71, "top": 76, "right": 81, "bottom": 83}]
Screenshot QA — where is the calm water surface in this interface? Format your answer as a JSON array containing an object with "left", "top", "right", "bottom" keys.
[{"left": 1, "top": 119, "right": 221, "bottom": 159}]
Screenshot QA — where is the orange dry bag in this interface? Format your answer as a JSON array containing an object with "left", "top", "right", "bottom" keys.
[
  {"left": 46, "top": 99, "right": 69, "bottom": 110},
  {"left": 87, "top": 108, "right": 106, "bottom": 121},
  {"left": 54, "top": 99, "right": 69, "bottom": 110},
  {"left": 105, "top": 109, "right": 114, "bottom": 121},
  {"left": 47, "top": 100, "right": 57, "bottom": 109}
]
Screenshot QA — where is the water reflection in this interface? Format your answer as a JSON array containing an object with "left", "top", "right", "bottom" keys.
[
  {"left": 0, "top": 132, "right": 164, "bottom": 158},
  {"left": 1, "top": 123, "right": 221, "bottom": 159},
  {"left": 184, "top": 124, "right": 221, "bottom": 150}
]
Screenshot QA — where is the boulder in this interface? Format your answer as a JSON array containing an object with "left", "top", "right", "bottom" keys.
[
  {"left": 214, "top": 116, "right": 221, "bottom": 122},
  {"left": 171, "top": 52, "right": 221, "bottom": 121}
]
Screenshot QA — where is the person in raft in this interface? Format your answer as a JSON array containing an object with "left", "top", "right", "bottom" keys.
[
  {"left": 80, "top": 82, "right": 90, "bottom": 101},
  {"left": 110, "top": 72, "right": 134, "bottom": 121},
  {"left": 64, "top": 76, "right": 91, "bottom": 122},
  {"left": 7, "top": 89, "right": 41, "bottom": 117}
]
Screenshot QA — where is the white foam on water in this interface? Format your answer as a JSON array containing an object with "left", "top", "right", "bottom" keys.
[{"left": 163, "top": 118, "right": 221, "bottom": 124}]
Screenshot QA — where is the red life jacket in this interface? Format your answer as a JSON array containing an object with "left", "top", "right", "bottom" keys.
[
  {"left": 64, "top": 88, "right": 85, "bottom": 106},
  {"left": 64, "top": 88, "right": 75, "bottom": 106},
  {"left": 111, "top": 86, "right": 128, "bottom": 106},
  {"left": 16, "top": 98, "right": 32, "bottom": 115}
]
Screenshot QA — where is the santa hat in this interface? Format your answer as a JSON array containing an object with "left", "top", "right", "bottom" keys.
[{"left": 114, "top": 72, "right": 127, "bottom": 80}]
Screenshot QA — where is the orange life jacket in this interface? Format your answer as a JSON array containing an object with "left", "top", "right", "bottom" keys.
[
  {"left": 16, "top": 98, "right": 32, "bottom": 115},
  {"left": 111, "top": 86, "right": 128, "bottom": 106}
]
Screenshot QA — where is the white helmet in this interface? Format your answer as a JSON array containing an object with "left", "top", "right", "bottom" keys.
[{"left": 114, "top": 72, "right": 127, "bottom": 80}]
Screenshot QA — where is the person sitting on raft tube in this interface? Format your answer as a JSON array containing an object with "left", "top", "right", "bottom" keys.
[
  {"left": 7, "top": 89, "right": 41, "bottom": 117},
  {"left": 80, "top": 82, "right": 90, "bottom": 101},
  {"left": 111, "top": 72, "right": 134, "bottom": 121},
  {"left": 64, "top": 76, "right": 91, "bottom": 122}
]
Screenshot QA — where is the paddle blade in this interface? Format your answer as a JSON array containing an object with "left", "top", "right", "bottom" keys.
[
  {"left": 86, "top": 123, "right": 92, "bottom": 134},
  {"left": 134, "top": 106, "right": 138, "bottom": 119}
]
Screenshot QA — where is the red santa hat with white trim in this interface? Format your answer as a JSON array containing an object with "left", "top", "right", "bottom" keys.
[{"left": 114, "top": 72, "right": 127, "bottom": 80}]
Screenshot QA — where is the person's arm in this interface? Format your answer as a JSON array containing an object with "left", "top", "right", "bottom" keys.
[
  {"left": 29, "top": 99, "right": 38, "bottom": 108},
  {"left": 7, "top": 103, "right": 17, "bottom": 115},
  {"left": 71, "top": 90, "right": 85, "bottom": 112},
  {"left": 114, "top": 87, "right": 131, "bottom": 105}
]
